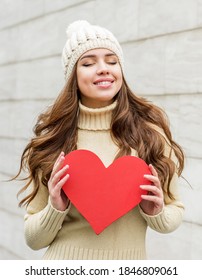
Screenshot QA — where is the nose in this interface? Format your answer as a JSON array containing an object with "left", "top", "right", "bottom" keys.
[{"left": 96, "top": 61, "right": 109, "bottom": 75}]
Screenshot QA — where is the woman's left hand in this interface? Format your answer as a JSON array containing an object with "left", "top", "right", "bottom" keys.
[{"left": 139, "top": 164, "right": 164, "bottom": 216}]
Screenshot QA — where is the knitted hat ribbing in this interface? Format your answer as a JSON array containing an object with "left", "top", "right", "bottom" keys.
[{"left": 62, "top": 20, "right": 124, "bottom": 81}]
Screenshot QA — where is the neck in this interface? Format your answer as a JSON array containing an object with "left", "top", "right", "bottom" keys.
[
  {"left": 78, "top": 100, "right": 117, "bottom": 131},
  {"left": 80, "top": 98, "right": 115, "bottom": 109}
]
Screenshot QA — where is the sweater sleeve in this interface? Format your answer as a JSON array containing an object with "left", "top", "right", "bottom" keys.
[
  {"left": 24, "top": 182, "right": 71, "bottom": 250},
  {"left": 139, "top": 125, "right": 185, "bottom": 233},
  {"left": 138, "top": 170, "right": 184, "bottom": 233},
  {"left": 139, "top": 200, "right": 184, "bottom": 233}
]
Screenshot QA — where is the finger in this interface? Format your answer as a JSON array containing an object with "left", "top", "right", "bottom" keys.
[
  {"left": 140, "top": 185, "right": 162, "bottom": 197},
  {"left": 149, "top": 164, "right": 158, "bottom": 177},
  {"left": 141, "top": 194, "right": 162, "bottom": 204},
  {"left": 54, "top": 152, "right": 65, "bottom": 170},
  {"left": 51, "top": 165, "right": 69, "bottom": 187},
  {"left": 51, "top": 153, "right": 65, "bottom": 179},
  {"left": 55, "top": 173, "right": 70, "bottom": 190},
  {"left": 144, "top": 174, "right": 161, "bottom": 188},
  {"left": 55, "top": 151, "right": 65, "bottom": 167}
]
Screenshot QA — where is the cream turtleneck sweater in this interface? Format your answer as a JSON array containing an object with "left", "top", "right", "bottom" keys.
[{"left": 24, "top": 101, "right": 184, "bottom": 260}]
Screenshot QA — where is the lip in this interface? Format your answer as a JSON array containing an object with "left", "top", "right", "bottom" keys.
[
  {"left": 93, "top": 78, "right": 114, "bottom": 85},
  {"left": 93, "top": 78, "right": 114, "bottom": 88}
]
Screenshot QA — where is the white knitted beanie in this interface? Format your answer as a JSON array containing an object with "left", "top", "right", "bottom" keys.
[{"left": 62, "top": 20, "right": 124, "bottom": 81}]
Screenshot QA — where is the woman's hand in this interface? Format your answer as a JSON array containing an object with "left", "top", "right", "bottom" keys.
[
  {"left": 139, "top": 164, "right": 164, "bottom": 216},
  {"left": 48, "top": 151, "right": 70, "bottom": 211}
]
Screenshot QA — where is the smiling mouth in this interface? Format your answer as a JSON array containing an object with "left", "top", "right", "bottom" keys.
[
  {"left": 95, "top": 81, "right": 112, "bottom": 85},
  {"left": 94, "top": 79, "right": 114, "bottom": 86}
]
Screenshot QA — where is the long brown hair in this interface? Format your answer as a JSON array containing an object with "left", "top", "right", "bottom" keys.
[{"left": 15, "top": 66, "right": 184, "bottom": 207}]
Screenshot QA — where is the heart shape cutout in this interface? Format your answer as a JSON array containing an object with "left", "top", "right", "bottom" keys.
[{"left": 62, "top": 150, "right": 151, "bottom": 234}]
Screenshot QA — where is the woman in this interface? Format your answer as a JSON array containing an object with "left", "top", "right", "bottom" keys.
[{"left": 16, "top": 20, "right": 184, "bottom": 259}]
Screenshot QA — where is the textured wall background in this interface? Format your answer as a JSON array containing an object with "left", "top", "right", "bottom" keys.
[{"left": 0, "top": 0, "right": 201, "bottom": 260}]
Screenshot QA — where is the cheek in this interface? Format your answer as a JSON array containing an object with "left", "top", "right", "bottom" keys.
[
  {"left": 114, "top": 66, "right": 123, "bottom": 83},
  {"left": 77, "top": 69, "right": 92, "bottom": 88},
  {"left": 77, "top": 78, "right": 90, "bottom": 94},
  {"left": 77, "top": 72, "right": 86, "bottom": 92},
  {"left": 117, "top": 72, "right": 123, "bottom": 89}
]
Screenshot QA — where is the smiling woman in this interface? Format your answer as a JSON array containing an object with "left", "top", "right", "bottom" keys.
[
  {"left": 77, "top": 49, "right": 123, "bottom": 108},
  {"left": 14, "top": 20, "right": 185, "bottom": 260}
]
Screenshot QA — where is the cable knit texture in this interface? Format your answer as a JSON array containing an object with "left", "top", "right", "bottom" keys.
[
  {"left": 62, "top": 20, "right": 124, "bottom": 81},
  {"left": 24, "top": 101, "right": 184, "bottom": 260}
]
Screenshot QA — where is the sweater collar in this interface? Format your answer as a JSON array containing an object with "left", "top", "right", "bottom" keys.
[{"left": 78, "top": 100, "right": 117, "bottom": 130}]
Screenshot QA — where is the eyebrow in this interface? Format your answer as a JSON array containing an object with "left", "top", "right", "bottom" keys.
[{"left": 79, "top": 53, "right": 117, "bottom": 61}]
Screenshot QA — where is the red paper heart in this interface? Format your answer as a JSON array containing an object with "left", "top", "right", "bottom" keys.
[{"left": 62, "top": 150, "right": 151, "bottom": 234}]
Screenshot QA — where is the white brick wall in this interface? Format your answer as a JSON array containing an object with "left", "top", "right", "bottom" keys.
[{"left": 0, "top": 0, "right": 201, "bottom": 259}]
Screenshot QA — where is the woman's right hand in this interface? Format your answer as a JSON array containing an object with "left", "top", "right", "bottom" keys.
[{"left": 48, "top": 151, "right": 70, "bottom": 211}]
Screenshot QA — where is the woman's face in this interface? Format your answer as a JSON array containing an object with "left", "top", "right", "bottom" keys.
[{"left": 76, "top": 48, "right": 123, "bottom": 108}]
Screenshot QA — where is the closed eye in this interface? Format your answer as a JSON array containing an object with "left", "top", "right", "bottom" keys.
[
  {"left": 82, "top": 63, "right": 94, "bottom": 67},
  {"left": 108, "top": 61, "right": 117, "bottom": 65}
]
